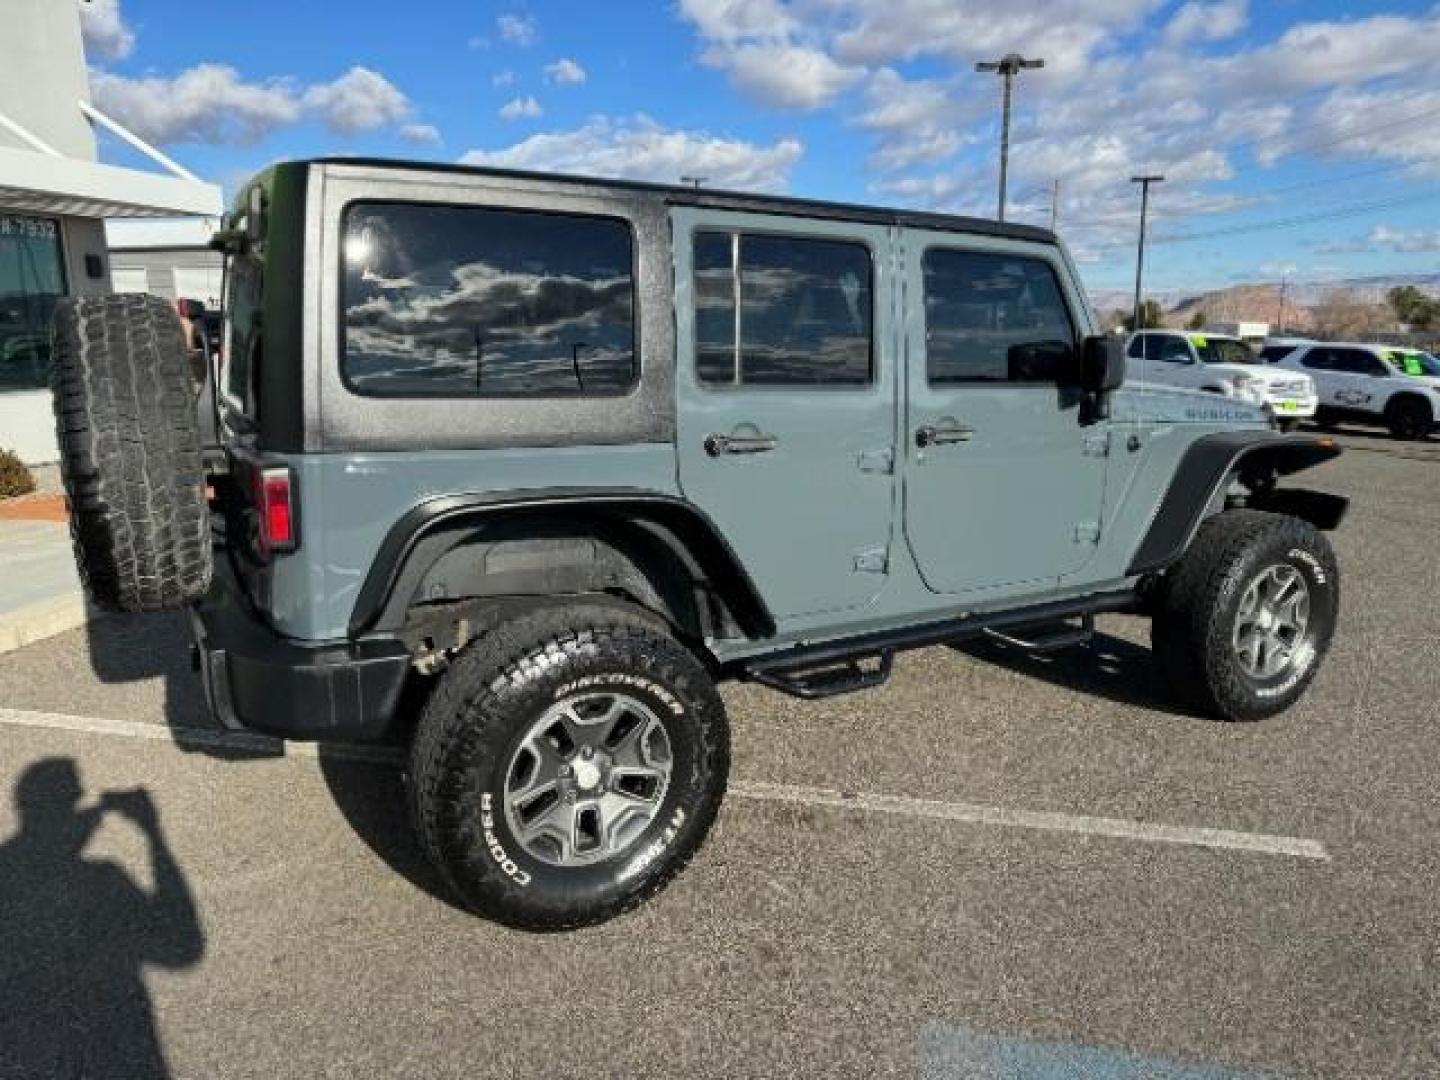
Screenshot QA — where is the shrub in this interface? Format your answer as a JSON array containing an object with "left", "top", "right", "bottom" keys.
[{"left": 0, "top": 447, "right": 36, "bottom": 499}]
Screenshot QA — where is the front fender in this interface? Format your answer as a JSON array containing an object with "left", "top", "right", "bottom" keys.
[{"left": 1127, "top": 431, "right": 1345, "bottom": 576}]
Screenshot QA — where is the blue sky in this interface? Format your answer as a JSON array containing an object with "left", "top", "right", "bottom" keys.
[{"left": 82, "top": 0, "right": 1440, "bottom": 297}]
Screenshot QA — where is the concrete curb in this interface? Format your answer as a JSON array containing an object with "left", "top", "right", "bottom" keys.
[{"left": 0, "top": 593, "right": 96, "bottom": 655}]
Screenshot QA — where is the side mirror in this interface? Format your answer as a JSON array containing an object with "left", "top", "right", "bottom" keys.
[
  {"left": 1078, "top": 335, "right": 1125, "bottom": 423},
  {"left": 1081, "top": 335, "right": 1126, "bottom": 393}
]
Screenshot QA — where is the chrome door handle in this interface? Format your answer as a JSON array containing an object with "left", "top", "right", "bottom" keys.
[
  {"left": 705, "top": 432, "right": 778, "bottom": 456},
  {"left": 915, "top": 424, "right": 974, "bottom": 448}
]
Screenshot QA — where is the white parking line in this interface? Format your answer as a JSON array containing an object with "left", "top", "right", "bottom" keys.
[
  {"left": 0, "top": 707, "right": 1330, "bottom": 861},
  {"left": 730, "top": 780, "right": 1330, "bottom": 861}
]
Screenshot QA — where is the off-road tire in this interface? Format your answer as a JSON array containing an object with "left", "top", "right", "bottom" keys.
[
  {"left": 1385, "top": 396, "right": 1432, "bottom": 441},
  {"left": 1152, "top": 510, "right": 1338, "bottom": 722},
  {"left": 50, "top": 294, "right": 212, "bottom": 612},
  {"left": 1310, "top": 406, "right": 1339, "bottom": 431},
  {"left": 409, "top": 601, "right": 729, "bottom": 930}
]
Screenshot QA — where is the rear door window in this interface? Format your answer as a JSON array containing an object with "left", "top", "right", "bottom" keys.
[
  {"left": 341, "top": 202, "right": 636, "bottom": 397},
  {"left": 693, "top": 231, "right": 873, "bottom": 387},
  {"left": 1331, "top": 348, "right": 1385, "bottom": 375}
]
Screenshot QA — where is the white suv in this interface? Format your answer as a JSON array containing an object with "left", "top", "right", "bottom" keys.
[
  {"left": 1271, "top": 342, "right": 1440, "bottom": 440},
  {"left": 1126, "top": 330, "right": 1318, "bottom": 430}
]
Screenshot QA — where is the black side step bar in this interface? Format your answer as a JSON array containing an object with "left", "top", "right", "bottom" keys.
[
  {"left": 736, "top": 591, "right": 1136, "bottom": 700},
  {"left": 747, "top": 652, "right": 894, "bottom": 700},
  {"left": 983, "top": 614, "right": 1094, "bottom": 653}
]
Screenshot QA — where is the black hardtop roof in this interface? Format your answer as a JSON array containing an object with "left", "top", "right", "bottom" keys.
[{"left": 298, "top": 156, "right": 1057, "bottom": 245}]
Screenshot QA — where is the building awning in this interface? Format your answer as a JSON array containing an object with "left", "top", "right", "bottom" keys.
[{"left": 0, "top": 144, "right": 222, "bottom": 219}]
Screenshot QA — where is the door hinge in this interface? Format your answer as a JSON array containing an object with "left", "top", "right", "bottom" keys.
[
  {"left": 853, "top": 546, "right": 889, "bottom": 574},
  {"left": 1082, "top": 432, "right": 1111, "bottom": 458},
  {"left": 857, "top": 448, "right": 894, "bottom": 474},
  {"left": 1074, "top": 522, "right": 1101, "bottom": 545}
]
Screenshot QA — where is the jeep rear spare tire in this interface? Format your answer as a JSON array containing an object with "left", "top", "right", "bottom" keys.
[
  {"left": 50, "top": 294, "right": 212, "bottom": 612},
  {"left": 409, "top": 601, "right": 729, "bottom": 930}
]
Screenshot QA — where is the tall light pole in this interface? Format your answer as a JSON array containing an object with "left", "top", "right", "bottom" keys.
[
  {"left": 976, "top": 53, "right": 1044, "bottom": 223},
  {"left": 1131, "top": 174, "right": 1164, "bottom": 330}
]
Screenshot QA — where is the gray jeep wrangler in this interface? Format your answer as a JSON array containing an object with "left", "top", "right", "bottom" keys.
[{"left": 50, "top": 159, "right": 1347, "bottom": 929}]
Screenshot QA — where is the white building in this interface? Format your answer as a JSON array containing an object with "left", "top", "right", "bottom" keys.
[
  {"left": 0, "top": 0, "right": 221, "bottom": 464},
  {"left": 108, "top": 218, "right": 224, "bottom": 309}
]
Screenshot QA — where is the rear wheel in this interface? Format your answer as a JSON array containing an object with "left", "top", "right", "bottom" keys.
[
  {"left": 1385, "top": 396, "right": 1432, "bottom": 441},
  {"left": 50, "top": 295, "right": 212, "bottom": 612},
  {"left": 1152, "top": 510, "right": 1338, "bottom": 722},
  {"left": 408, "top": 601, "right": 728, "bottom": 930}
]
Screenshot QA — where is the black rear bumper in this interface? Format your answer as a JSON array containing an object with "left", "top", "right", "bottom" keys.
[{"left": 189, "top": 565, "right": 410, "bottom": 743}]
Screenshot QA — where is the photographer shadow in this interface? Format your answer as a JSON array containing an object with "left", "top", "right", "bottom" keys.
[{"left": 0, "top": 758, "right": 205, "bottom": 1079}]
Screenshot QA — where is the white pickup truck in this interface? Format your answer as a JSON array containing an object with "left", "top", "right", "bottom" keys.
[{"left": 1126, "top": 330, "right": 1318, "bottom": 430}]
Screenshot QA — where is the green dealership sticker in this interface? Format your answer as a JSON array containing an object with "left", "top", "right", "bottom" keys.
[{"left": 1189, "top": 335, "right": 1208, "bottom": 348}]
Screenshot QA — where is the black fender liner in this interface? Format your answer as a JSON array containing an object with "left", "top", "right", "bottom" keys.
[
  {"left": 349, "top": 488, "right": 775, "bottom": 640},
  {"left": 1127, "top": 431, "right": 1346, "bottom": 576}
]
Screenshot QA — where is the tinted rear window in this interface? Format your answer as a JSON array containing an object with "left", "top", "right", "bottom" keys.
[
  {"left": 341, "top": 202, "right": 636, "bottom": 397},
  {"left": 694, "top": 231, "right": 872, "bottom": 387}
]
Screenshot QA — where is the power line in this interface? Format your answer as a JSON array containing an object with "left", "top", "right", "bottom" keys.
[{"left": 1083, "top": 189, "right": 1440, "bottom": 251}]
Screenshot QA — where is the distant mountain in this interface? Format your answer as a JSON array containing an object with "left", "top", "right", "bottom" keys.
[{"left": 1088, "top": 273, "right": 1440, "bottom": 329}]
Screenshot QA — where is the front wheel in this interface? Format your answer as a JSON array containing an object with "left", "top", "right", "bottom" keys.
[
  {"left": 1385, "top": 397, "right": 1433, "bottom": 441},
  {"left": 1152, "top": 510, "right": 1339, "bottom": 722},
  {"left": 408, "top": 601, "right": 729, "bottom": 930}
]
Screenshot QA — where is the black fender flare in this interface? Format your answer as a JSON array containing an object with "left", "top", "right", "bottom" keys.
[
  {"left": 348, "top": 488, "right": 776, "bottom": 639},
  {"left": 1127, "top": 431, "right": 1346, "bottom": 576}
]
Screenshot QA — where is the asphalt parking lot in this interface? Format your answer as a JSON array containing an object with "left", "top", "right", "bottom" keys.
[{"left": 1, "top": 428, "right": 1437, "bottom": 1079}]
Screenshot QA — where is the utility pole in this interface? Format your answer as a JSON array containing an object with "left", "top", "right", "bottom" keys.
[
  {"left": 1276, "top": 273, "right": 1289, "bottom": 333},
  {"left": 975, "top": 53, "right": 1044, "bottom": 223},
  {"left": 1131, "top": 174, "right": 1164, "bottom": 330},
  {"left": 1049, "top": 178, "right": 1061, "bottom": 232}
]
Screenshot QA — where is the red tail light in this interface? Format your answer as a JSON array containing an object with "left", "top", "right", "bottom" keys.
[{"left": 254, "top": 466, "right": 297, "bottom": 555}]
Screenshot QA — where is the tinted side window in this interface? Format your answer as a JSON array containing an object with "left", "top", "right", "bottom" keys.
[
  {"left": 1260, "top": 345, "right": 1295, "bottom": 362},
  {"left": 694, "top": 231, "right": 872, "bottom": 387},
  {"left": 923, "top": 250, "right": 1074, "bottom": 384},
  {"left": 1300, "top": 348, "right": 1333, "bottom": 371},
  {"left": 342, "top": 202, "right": 636, "bottom": 397},
  {"left": 1157, "top": 336, "right": 1192, "bottom": 364},
  {"left": 1332, "top": 348, "right": 1384, "bottom": 375},
  {"left": 1126, "top": 335, "right": 1145, "bottom": 359}
]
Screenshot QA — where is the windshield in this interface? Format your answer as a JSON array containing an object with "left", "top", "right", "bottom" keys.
[
  {"left": 1390, "top": 350, "right": 1440, "bottom": 378},
  {"left": 1192, "top": 336, "right": 1259, "bottom": 365}
]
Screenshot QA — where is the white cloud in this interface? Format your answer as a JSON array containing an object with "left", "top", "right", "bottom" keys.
[
  {"left": 79, "top": 0, "right": 135, "bottom": 60},
  {"left": 302, "top": 67, "right": 413, "bottom": 135},
  {"left": 497, "top": 12, "right": 538, "bottom": 46},
  {"left": 492, "top": 70, "right": 517, "bottom": 87},
  {"left": 544, "top": 58, "right": 587, "bottom": 85},
  {"left": 499, "top": 95, "right": 544, "bottom": 121},
  {"left": 400, "top": 122, "right": 442, "bottom": 146},
  {"left": 89, "top": 64, "right": 301, "bottom": 146},
  {"left": 1162, "top": 0, "right": 1247, "bottom": 48},
  {"left": 460, "top": 114, "right": 803, "bottom": 191},
  {"left": 1364, "top": 226, "right": 1440, "bottom": 254},
  {"left": 705, "top": 43, "right": 862, "bottom": 110},
  {"left": 677, "top": 0, "right": 796, "bottom": 43},
  {"left": 90, "top": 63, "right": 433, "bottom": 146},
  {"left": 680, "top": 0, "right": 863, "bottom": 110}
]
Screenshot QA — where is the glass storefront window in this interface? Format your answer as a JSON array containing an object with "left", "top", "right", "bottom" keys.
[{"left": 0, "top": 215, "right": 66, "bottom": 393}]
